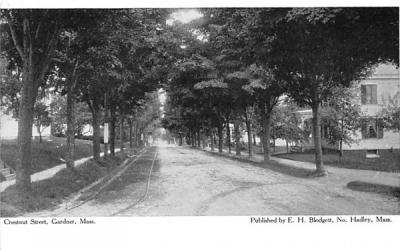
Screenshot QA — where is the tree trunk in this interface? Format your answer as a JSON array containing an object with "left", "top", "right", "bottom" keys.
[
  {"left": 135, "top": 121, "right": 139, "bottom": 147},
  {"left": 13, "top": 18, "right": 58, "bottom": 192},
  {"left": 92, "top": 104, "right": 101, "bottom": 161},
  {"left": 110, "top": 102, "right": 116, "bottom": 156},
  {"left": 273, "top": 137, "right": 276, "bottom": 152},
  {"left": 129, "top": 118, "right": 133, "bottom": 148},
  {"left": 37, "top": 126, "right": 43, "bottom": 143},
  {"left": 210, "top": 129, "right": 215, "bottom": 151},
  {"left": 339, "top": 138, "right": 343, "bottom": 163},
  {"left": 218, "top": 123, "right": 223, "bottom": 153},
  {"left": 286, "top": 140, "right": 289, "bottom": 153},
  {"left": 253, "top": 134, "right": 256, "bottom": 145},
  {"left": 16, "top": 71, "right": 37, "bottom": 192},
  {"left": 339, "top": 119, "right": 344, "bottom": 161},
  {"left": 179, "top": 133, "right": 182, "bottom": 146},
  {"left": 234, "top": 119, "right": 241, "bottom": 155},
  {"left": 261, "top": 110, "right": 272, "bottom": 162},
  {"left": 226, "top": 121, "right": 231, "bottom": 154},
  {"left": 311, "top": 103, "right": 326, "bottom": 175},
  {"left": 197, "top": 128, "right": 201, "bottom": 147},
  {"left": 119, "top": 115, "right": 124, "bottom": 152},
  {"left": 245, "top": 113, "right": 252, "bottom": 157},
  {"left": 195, "top": 130, "right": 197, "bottom": 147},
  {"left": 66, "top": 89, "right": 76, "bottom": 168},
  {"left": 103, "top": 93, "right": 109, "bottom": 157}
]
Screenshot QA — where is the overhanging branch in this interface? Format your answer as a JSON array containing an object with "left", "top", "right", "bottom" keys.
[{"left": 7, "top": 21, "right": 25, "bottom": 60}]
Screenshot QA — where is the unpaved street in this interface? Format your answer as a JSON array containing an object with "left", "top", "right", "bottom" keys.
[{"left": 28, "top": 144, "right": 399, "bottom": 216}]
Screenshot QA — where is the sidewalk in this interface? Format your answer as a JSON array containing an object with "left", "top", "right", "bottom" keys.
[
  {"left": 200, "top": 146, "right": 400, "bottom": 189},
  {"left": 0, "top": 150, "right": 120, "bottom": 192}
]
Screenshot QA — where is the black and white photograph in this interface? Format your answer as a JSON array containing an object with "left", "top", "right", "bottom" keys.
[{"left": 0, "top": 2, "right": 399, "bottom": 250}]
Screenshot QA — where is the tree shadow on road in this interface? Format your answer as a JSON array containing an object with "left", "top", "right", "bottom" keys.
[
  {"left": 347, "top": 181, "right": 400, "bottom": 198},
  {"left": 201, "top": 149, "right": 315, "bottom": 179},
  {"left": 257, "top": 161, "right": 316, "bottom": 179}
]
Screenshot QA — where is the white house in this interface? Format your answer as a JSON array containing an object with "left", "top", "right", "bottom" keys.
[
  {"left": 0, "top": 114, "right": 51, "bottom": 140},
  {"left": 296, "top": 63, "right": 400, "bottom": 158},
  {"left": 343, "top": 63, "right": 400, "bottom": 154}
]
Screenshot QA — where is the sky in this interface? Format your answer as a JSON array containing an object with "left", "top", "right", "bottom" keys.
[{"left": 166, "top": 9, "right": 203, "bottom": 25}]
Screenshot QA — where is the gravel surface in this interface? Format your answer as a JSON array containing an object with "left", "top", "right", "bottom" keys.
[{"left": 26, "top": 144, "right": 399, "bottom": 217}]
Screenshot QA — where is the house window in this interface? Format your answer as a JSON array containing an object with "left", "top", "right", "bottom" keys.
[
  {"left": 361, "top": 118, "right": 384, "bottom": 139},
  {"left": 361, "top": 85, "right": 377, "bottom": 104},
  {"left": 366, "top": 149, "right": 380, "bottom": 158}
]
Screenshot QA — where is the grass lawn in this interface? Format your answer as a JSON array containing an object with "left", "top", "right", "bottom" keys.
[
  {"left": 0, "top": 152, "right": 128, "bottom": 217},
  {"left": 275, "top": 151, "right": 400, "bottom": 172},
  {"left": 0, "top": 136, "right": 100, "bottom": 174}
]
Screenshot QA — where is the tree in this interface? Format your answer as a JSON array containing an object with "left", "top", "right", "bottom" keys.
[
  {"left": 272, "top": 100, "right": 308, "bottom": 152},
  {"left": 104, "top": 9, "right": 174, "bottom": 152},
  {"left": 49, "top": 95, "right": 92, "bottom": 137},
  {"left": 267, "top": 8, "right": 399, "bottom": 175},
  {"left": 379, "top": 91, "right": 400, "bottom": 131},
  {"left": 320, "top": 86, "right": 362, "bottom": 157},
  {"left": 0, "top": 58, "right": 21, "bottom": 118},
  {"left": 227, "top": 65, "right": 286, "bottom": 161},
  {"left": 194, "top": 78, "right": 229, "bottom": 152},
  {"left": 33, "top": 102, "right": 51, "bottom": 143},
  {"left": 1, "top": 9, "right": 104, "bottom": 191},
  {"left": 201, "top": 9, "right": 288, "bottom": 161}
]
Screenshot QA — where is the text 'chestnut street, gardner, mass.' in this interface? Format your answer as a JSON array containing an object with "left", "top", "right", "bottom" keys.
[{"left": 3, "top": 218, "right": 96, "bottom": 225}]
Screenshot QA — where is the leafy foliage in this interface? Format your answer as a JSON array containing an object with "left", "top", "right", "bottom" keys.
[
  {"left": 379, "top": 91, "right": 400, "bottom": 131},
  {"left": 320, "top": 86, "right": 363, "bottom": 146}
]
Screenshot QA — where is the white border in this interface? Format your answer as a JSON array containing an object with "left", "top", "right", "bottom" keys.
[
  {"left": 2, "top": 216, "right": 400, "bottom": 250},
  {"left": 0, "top": 3, "right": 399, "bottom": 250},
  {"left": 0, "top": 0, "right": 399, "bottom": 8}
]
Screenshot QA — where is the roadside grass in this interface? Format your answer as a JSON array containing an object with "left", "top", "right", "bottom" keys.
[
  {"left": 218, "top": 145, "right": 288, "bottom": 155},
  {"left": 0, "top": 153, "right": 127, "bottom": 217},
  {"left": 275, "top": 152, "right": 400, "bottom": 172},
  {"left": 0, "top": 136, "right": 99, "bottom": 174}
]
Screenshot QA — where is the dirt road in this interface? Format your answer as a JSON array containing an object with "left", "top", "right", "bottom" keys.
[{"left": 28, "top": 144, "right": 399, "bottom": 216}]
